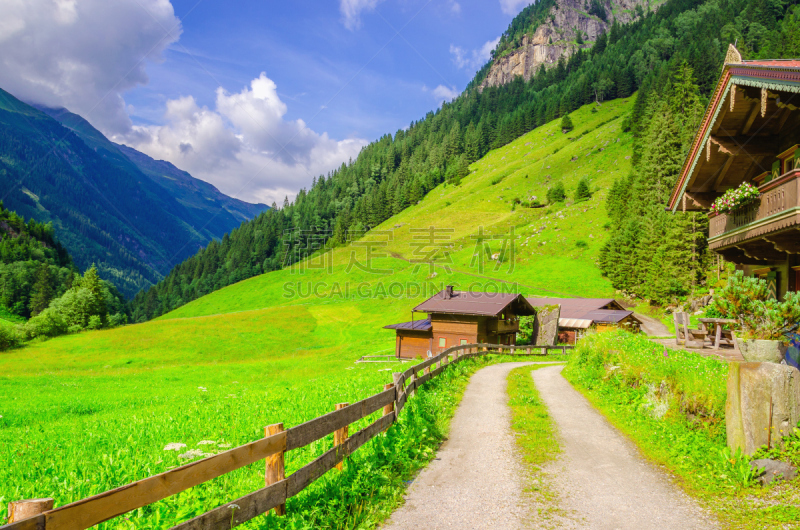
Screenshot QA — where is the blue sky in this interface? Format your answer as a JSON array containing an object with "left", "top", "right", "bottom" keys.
[{"left": 0, "top": 0, "right": 533, "bottom": 204}]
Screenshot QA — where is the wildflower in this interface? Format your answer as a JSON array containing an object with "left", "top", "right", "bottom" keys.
[
  {"left": 178, "top": 449, "right": 206, "bottom": 460},
  {"left": 218, "top": 443, "right": 232, "bottom": 448},
  {"left": 163, "top": 443, "right": 186, "bottom": 451},
  {"left": 197, "top": 440, "right": 216, "bottom": 446},
  {"left": 229, "top": 504, "right": 241, "bottom": 510},
  {"left": 198, "top": 386, "right": 207, "bottom": 392}
]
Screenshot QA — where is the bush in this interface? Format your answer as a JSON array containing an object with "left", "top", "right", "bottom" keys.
[
  {"left": 546, "top": 182, "right": 567, "bottom": 203},
  {"left": 21, "top": 307, "right": 68, "bottom": 339},
  {"left": 87, "top": 315, "right": 103, "bottom": 330},
  {"left": 0, "top": 325, "right": 20, "bottom": 351},
  {"left": 712, "top": 271, "right": 800, "bottom": 340},
  {"left": 576, "top": 240, "right": 588, "bottom": 248}
]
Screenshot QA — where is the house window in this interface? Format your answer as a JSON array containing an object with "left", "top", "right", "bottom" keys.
[
  {"left": 460, "top": 339, "right": 468, "bottom": 345},
  {"left": 439, "top": 337, "right": 446, "bottom": 348}
]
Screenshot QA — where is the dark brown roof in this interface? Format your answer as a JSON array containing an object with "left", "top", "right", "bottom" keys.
[
  {"left": 383, "top": 318, "right": 432, "bottom": 331},
  {"left": 414, "top": 290, "right": 536, "bottom": 317},
  {"left": 582, "top": 309, "right": 634, "bottom": 324},
  {"left": 526, "top": 298, "right": 622, "bottom": 319}
]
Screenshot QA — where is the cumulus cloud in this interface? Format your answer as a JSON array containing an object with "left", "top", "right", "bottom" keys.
[
  {"left": 432, "top": 85, "right": 459, "bottom": 104},
  {"left": 0, "top": 0, "right": 366, "bottom": 205},
  {"left": 499, "top": 0, "right": 534, "bottom": 15},
  {"left": 0, "top": 0, "right": 181, "bottom": 134},
  {"left": 450, "top": 37, "right": 500, "bottom": 71},
  {"left": 340, "top": 0, "right": 386, "bottom": 30},
  {"left": 120, "top": 73, "right": 367, "bottom": 205}
]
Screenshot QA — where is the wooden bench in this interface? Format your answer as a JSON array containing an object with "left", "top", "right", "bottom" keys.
[{"left": 674, "top": 312, "right": 707, "bottom": 348}]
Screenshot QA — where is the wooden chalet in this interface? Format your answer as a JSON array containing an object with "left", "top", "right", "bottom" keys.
[
  {"left": 669, "top": 46, "right": 800, "bottom": 299},
  {"left": 384, "top": 286, "right": 536, "bottom": 359},
  {"left": 527, "top": 297, "right": 641, "bottom": 344}
]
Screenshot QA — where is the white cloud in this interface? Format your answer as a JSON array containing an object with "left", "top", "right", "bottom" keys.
[
  {"left": 340, "top": 0, "right": 385, "bottom": 30},
  {"left": 120, "top": 73, "right": 367, "bottom": 205},
  {"left": 0, "top": 0, "right": 181, "bottom": 134},
  {"left": 500, "top": 0, "right": 534, "bottom": 15},
  {"left": 450, "top": 37, "right": 500, "bottom": 71},
  {"left": 449, "top": 1, "right": 462, "bottom": 14},
  {"left": 432, "top": 85, "right": 459, "bottom": 105},
  {"left": 0, "top": 0, "right": 366, "bottom": 205}
]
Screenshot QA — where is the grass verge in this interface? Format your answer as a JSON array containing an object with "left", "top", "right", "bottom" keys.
[
  {"left": 562, "top": 330, "right": 800, "bottom": 529},
  {"left": 507, "top": 364, "right": 565, "bottom": 528}
]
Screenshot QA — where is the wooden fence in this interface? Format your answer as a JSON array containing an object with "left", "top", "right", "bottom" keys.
[{"left": 2, "top": 343, "right": 572, "bottom": 530}]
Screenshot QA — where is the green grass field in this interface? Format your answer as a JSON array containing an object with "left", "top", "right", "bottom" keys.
[{"left": 0, "top": 98, "right": 634, "bottom": 527}]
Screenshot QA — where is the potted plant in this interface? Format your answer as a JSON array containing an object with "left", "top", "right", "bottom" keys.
[
  {"left": 710, "top": 182, "right": 761, "bottom": 216},
  {"left": 711, "top": 271, "right": 800, "bottom": 362}
]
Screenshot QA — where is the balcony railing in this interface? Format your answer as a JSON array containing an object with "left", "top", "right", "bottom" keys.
[{"left": 708, "top": 169, "right": 800, "bottom": 239}]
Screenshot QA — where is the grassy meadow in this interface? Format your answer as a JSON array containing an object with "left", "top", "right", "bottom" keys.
[{"left": 0, "top": 98, "right": 634, "bottom": 527}]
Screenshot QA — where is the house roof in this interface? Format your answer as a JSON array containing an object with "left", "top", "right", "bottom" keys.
[
  {"left": 527, "top": 297, "right": 638, "bottom": 327},
  {"left": 526, "top": 297, "right": 622, "bottom": 319},
  {"left": 668, "top": 47, "right": 800, "bottom": 211},
  {"left": 413, "top": 289, "right": 536, "bottom": 317},
  {"left": 383, "top": 318, "right": 432, "bottom": 331}
]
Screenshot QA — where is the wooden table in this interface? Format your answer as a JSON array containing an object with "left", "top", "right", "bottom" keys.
[{"left": 698, "top": 318, "right": 737, "bottom": 349}]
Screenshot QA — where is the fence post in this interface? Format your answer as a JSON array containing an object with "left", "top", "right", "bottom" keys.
[
  {"left": 265, "top": 423, "right": 286, "bottom": 516},
  {"left": 424, "top": 364, "right": 431, "bottom": 376},
  {"left": 334, "top": 403, "right": 349, "bottom": 471},
  {"left": 382, "top": 383, "right": 394, "bottom": 427},
  {"left": 8, "top": 498, "right": 53, "bottom": 523}
]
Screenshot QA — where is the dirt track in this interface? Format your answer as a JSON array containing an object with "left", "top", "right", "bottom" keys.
[
  {"left": 382, "top": 363, "right": 717, "bottom": 529},
  {"left": 532, "top": 365, "right": 717, "bottom": 529}
]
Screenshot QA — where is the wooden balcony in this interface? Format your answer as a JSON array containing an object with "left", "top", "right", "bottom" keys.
[
  {"left": 487, "top": 319, "right": 519, "bottom": 333},
  {"left": 709, "top": 169, "right": 800, "bottom": 262}
]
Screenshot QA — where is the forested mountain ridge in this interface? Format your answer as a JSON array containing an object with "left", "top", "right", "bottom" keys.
[
  {"left": 129, "top": 0, "right": 798, "bottom": 321},
  {"left": 0, "top": 89, "right": 267, "bottom": 297},
  {"left": 478, "top": 0, "right": 659, "bottom": 89},
  {"left": 35, "top": 105, "right": 268, "bottom": 231}
]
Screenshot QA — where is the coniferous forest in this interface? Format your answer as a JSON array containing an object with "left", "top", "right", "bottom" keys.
[{"left": 128, "top": 0, "right": 800, "bottom": 321}]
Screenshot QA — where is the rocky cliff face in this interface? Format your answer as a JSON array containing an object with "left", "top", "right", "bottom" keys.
[{"left": 480, "top": 0, "right": 655, "bottom": 89}]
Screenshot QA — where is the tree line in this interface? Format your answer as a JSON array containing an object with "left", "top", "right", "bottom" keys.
[
  {"left": 0, "top": 202, "right": 126, "bottom": 349},
  {"left": 128, "top": 0, "right": 796, "bottom": 320},
  {"left": 599, "top": 0, "right": 800, "bottom": 303}
]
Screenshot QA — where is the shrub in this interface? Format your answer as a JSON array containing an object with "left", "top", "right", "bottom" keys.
[
  {"left": 0, "top": 325, "right": 20, "bottom": 351},
  {"left": 22, "top": 307, "right": 68, "bottom": 339},
  {"left": 87, "top": 315, "right": 103, "bottom": 330},
  {"left": 712, "top": 271, "right": 800, "bottom": 340},
  {"left": 576, "top": 240, "right": 588, "bottom": 248}
]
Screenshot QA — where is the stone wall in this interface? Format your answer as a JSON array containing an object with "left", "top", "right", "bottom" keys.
[{"left": 727, "top": 362, "right": 800, "bottom": 455}]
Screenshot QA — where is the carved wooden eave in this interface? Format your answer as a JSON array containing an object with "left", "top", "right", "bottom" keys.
[{"left": 667, "top": 46, "right": 800, "bottom": 212}]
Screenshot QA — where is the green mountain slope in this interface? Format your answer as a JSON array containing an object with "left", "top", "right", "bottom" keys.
[
  {"left": 0, "top": 98, "right": 632, "bottom": 526},
  {"left": 0, "top": 90, "right": 266, "bottom": 297}
]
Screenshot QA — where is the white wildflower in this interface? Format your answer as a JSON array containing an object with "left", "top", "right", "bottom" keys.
[
  {"left": 218, "top": 443, "right": 232, "bottom": 448},
  {"left": 198, "top": 386, "right": 207, "bottom": 392},
  {"left": 178, "top": 449, "right": 206, "bottom": 460},
  {"left": 229, "top": 504, "right": 241, "bottom": 510},
  {"left": 163, "top": 443, "right": 186, "bottom": 451},
  {"left": 197, "top": 440, "right": 216, "bottom": 446}
]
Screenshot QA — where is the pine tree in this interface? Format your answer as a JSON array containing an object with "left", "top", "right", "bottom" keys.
[
  {"left": 29, "top": 263, "right": 54, "bottom": 316},
  {"left": 560, "top": 113, "right": 574, "bottom": 133},
  {"left": 575, "top": 177, "right": 591, "bottom": 201}
]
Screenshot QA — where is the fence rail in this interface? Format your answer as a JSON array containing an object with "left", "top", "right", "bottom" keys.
[{"left": 3, "top": 343, "right": 572, "bottom": 530}]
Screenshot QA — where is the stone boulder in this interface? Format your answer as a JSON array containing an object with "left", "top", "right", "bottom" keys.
[
  {"left": 750, "top": 459, "right": 798, "bottom": 485},
  {"left": 727, "top": 362, "right": 800, "bottom": 455},
  {"left": 533, "top": 305, "right": 561, "bottom": 346}
]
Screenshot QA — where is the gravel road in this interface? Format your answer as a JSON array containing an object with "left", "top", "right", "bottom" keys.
[
  {"left": 382, "top": 363, "right": 719, "bottom": 529},
  {"left": 533, "top": 364, "right": 718, "bottom": 529},
  {"left": 381, "top": 362, "right": 541, "bottom": 530}
]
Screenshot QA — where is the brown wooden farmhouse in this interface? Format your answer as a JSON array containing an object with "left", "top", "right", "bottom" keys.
[
  {"left": 527, "top": 298, "right": 642, "bottom": 344},
  {"left": 669, "top": 46, "right": 800, "bottom": 299},
  {"left": 384, "top": 287, "right": 536, "bottom": 359}
]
